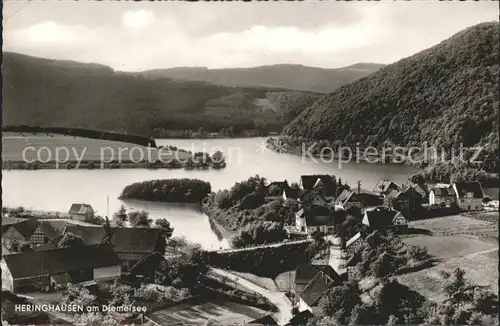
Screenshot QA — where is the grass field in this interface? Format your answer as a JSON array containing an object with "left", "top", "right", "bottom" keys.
[
  {"left": 409, "top": 213, "right": 497, "bottom": 234},
  {"left": 148, "top": 300, "right": 269, "bottom": 326},
  {"left": 2, "top": 132, "right": 190, "bottom": 167},
  {"left": 403, "top": 235, "right": 497, "bottom": 259},
  {"left": 399, "top": 234, "right": 498, "bottom": 302}
]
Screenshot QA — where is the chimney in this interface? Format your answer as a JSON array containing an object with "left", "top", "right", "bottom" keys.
[{"left": 357, "top": 181, "right": 361, "bottom": 194}]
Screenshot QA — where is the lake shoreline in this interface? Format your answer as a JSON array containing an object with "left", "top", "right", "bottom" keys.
[{"left": 2, "top": 160, "right": 227, "bottom": 171}]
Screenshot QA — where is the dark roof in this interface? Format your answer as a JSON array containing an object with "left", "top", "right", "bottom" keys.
[
  {"left": 63, "top": 224, "right": 108, "bottom": 245},
  {"left": 300, "top": 175, "right": 337, "bottom": 195},
  {"left": 373, "top": 180, "right": 400, "bottom": 194},
  {"left": 39, "top": 221, "right": 67, "bottom": 243},
  {"left": 3, "top": 244, "right": 121, "bottom": 280},
  {"left": 304, "top": 207, "right": 333, "bottom": 227},
  {"left": 129, "top": 252, "right": 164, "bottom": 276},
  {"left": 300, "top": 191, "right": 327, "bottom": 205},
  {"left": 48, "top": 225, "right": 162, "bottom": 254},
  {"left": 108, "top": 227, "right": 162, "bottom": 253},
  {"left": 363, "top": 207, "right": 399, "bottom": 228},
  {"left": 453, "top": 182, "right": 483, "bottom": 199},
  {"left": 431, "top": 187, "right": 456, "bottom": 197},
  {"left": 299, "top": 269, "right": 336, "bottom": 307},
  {"left": 68, "top": 203, "right": 93, "bottom": 215},
  {"left": 1, "top": 217, "right": 39, "bottom": 239},
  {"left": 285, "top": 310, "right": 314, "bottom": 326},
  {"left": 248, "top": 315, "right": 278, "bottom": 325},
  {"left": 388, "top": 186, "right": 423, "bottom": 200},
  {"left": 295, "top": 264, "right": 341, "bottom": 303},
  {"left": 334, "top": 189, "right": 354, "bottom": 205}
]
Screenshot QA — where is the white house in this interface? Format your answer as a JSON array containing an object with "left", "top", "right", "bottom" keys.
[
  {"left": 452, "top": 182, "right": 484, "bottom": 211},
  {"left": 295, "top": 206, "right": 342, "bottom": 235},
  {"left": 429, "top": 186, "right": 457, "bottom": 207},
  {"left": 68, "top": 203, "right": 95, "bottom": 222}
]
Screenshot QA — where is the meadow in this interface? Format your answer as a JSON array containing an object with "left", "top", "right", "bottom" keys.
[{"left": 2, "top": 132, "right": 192, "bottom": 169}]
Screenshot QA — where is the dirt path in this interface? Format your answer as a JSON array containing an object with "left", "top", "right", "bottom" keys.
[{"left": 209, "top": 268, "right": 293, "bottom": 325}]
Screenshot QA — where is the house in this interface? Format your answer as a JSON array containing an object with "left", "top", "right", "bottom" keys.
[
  {"left": 1, "top": 244, "right": 121, "bottom": 294},
  {"left": 68, "top": 203, "right": 95, "bottom": 222},
  {"left": 334, "top": 190, "right": 364, "bottom": 211},
  {"left": 299, "top": 191, "right": 327, "bottom": 207},
  {"left": 453, "top": 182, "right": 484, "bottom": 211},
  {"left": 386, "top": 186, "right": 423, "bottom": 219},
  {"left": 429, "top": 186, "right": 457, "bottom": 207},
  {"left": 362, "top": 207, "right": 408, "bottom": 231},
  {"left": 300, "top": 175, "right": 337, "bottom": 197},
  {"left": 373, "top": 180, "right": 400, "bottom": 196},
  {"left": 52, "top": 225, "right": 166, "bottom": 269},
  {"left": 2, "top": 217, "right": 40, "bottom": 253},
  {"left": 247, "top": 315, "right": 279, "bottom": 325},
  {"left": 295, "top": 264, "right": 342, "bottom": 315},
  {"left": 295, "top": 206, "right": 345, "bottom": 235}
]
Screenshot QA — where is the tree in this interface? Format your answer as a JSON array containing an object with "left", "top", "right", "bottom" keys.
[
  {"left": 155, "top": 218, "right": 174, "bottom": 239},
  {"left": 57, "top": 232, "right": 85, "bottom": 248},
  {"left": 383, "top": 196, "right": 397, "bottom": 209},
  {"left": 112, "top": 205, "right": 128, "bottom": 227},
  {"left": 442, "top": 268, "right": 468, "bottom": 305},
  {"left": 128, "top": 210, "right": 152, "bottom": 227}
]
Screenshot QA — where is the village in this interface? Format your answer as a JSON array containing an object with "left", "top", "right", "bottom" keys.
[{"left": 1, "top": 174, "right": 498, "bottom": 325}]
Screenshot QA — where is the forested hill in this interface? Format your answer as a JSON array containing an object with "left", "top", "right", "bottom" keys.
[
  {"left": 2, "top": 52, "right": 323, "bottom": 137},
  {"left": 135, "top": 63, "right": 384, "bottom": 93},
  {"left": 283, "top": 22, "right": 499, "bottom": 173}
]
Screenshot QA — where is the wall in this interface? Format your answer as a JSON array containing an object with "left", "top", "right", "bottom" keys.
[
  {"left": 70, "top": 214, "right": 86, "bottom": 222},
  {"left": 457, "top": 198, "right": 482, "bottom": 211},
  {"left": 1, "top": 259, "right": 14, "bottom": 292},
  {"left": 93, "top": 265, "right": 121, "bottom": 281}
]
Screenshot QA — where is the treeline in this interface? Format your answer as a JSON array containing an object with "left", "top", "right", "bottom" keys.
[
  {"left": 202, "top": 240, "right": 315, "bottom": 278},
  {"left": 119, "top": 179, "right": 212, "bottom": 204},
  {"left": 3, "top": 52, "right": 319, "bottom": 138},
  {"left": 2, "top": 125, "right": 156, "bottom": 147},
  {"left": 283, "top": 22, "right": 499, "bottom": 174}
]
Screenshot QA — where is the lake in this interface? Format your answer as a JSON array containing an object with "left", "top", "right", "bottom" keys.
[{"left": 2, "top": 137, "right": 423, "bottom": 249}]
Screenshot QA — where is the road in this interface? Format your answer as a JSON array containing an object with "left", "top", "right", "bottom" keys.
[
  {"left": 209, "top": 268, "right": 293, "bottom": 325},
  {"left": 214, "top": 238, "right": 313, "bottom": 254}
]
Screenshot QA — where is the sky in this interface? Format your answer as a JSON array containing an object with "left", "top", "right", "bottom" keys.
[{"left": 3, "top": 1, "right": 498, "bottom": 72}]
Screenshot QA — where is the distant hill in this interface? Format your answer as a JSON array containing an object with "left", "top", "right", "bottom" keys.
[
  {"left": 133, "top": 63, "right": 384, "bottom": 93},
  {"left": 2, "top": 52, "right": 323, "bottom": 137},
  {"left": 283, "top": 22, "right": 499, "bottom": 173}
]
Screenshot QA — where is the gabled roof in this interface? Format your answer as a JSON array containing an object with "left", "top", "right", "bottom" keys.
[
  {"left": 300, "top": 175, "right": 337, "bottom": 195},
  {"left": 39, "top": 221, "right": 68, "bottom": 243},
  {"left": 108, "top": 227, "right": 162, "bottom": 254},
  {"left": 63, "top": 224, "right": 108, "bottom": 245},
  {"left": 373, "top": 180, "right": 400, "bottom": 194},
  {"left": 248, "top": 315, "right": 278, "bottom": 325},
  {"left": 68, "top": 203, "right": 94, "bottom": 215},
  {"left": 299, "top": 267, "right": 337, "bottom": 307},
  {"left": 363, "top": 207, "right": 400, "bottom": 228},
  {"left": 43, "top": 224, "right": 163, "bottom": 254},
  {"left": 295, "top": 264, "right": 342, "bottom": 305},
  {"left": 453, "top": 182, "right": 483, "bottom": 199},
  {"left": 3, "top": 244, "right": 121, "bottom": 280},
  {"left": 3, "top": 217, "right": 39, "bottom": 239},
  {"left": 430, "top": 187, "right": 456, "bottom": 197},
  {"left": 300, "top": 191, "right": 327, "bottom": 205},
  {"left": 304, "top": 206, "right": 333, "bottom": 227}
]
